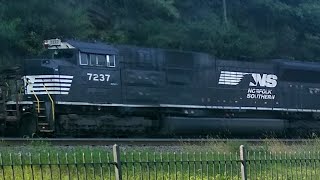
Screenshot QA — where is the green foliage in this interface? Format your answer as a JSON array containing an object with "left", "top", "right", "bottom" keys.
[
  {"left": 2, "top": 0, "right": 320, "bottom": 65},
  {"left": 0, "top": 0, "right": 91, "bottom": 59}
]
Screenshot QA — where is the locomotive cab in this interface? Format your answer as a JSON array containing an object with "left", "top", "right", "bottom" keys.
[
  {"left": 23, "top": 39, "right": 121, "bottom": 103},
  {"left": 19, "top": 39, "right": 123, "bottom": 136}
]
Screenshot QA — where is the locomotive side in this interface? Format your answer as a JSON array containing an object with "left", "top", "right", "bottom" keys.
[{"left": 1, "top": 39, "right": 320, "bottom": 137}]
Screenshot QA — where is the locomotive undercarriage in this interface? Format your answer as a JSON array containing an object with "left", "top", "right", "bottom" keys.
[
  {"left": 52, "top": 105, "right": 320, "bottom": 138},
  {"left": 53, "top": 105, "right": 159, "bottom": 137}
]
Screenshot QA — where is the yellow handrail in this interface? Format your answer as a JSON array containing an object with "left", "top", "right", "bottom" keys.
[
  {"left": 19, "top": 86, "right": 24, "bottom": 102},
  {"left": 31, "top": 90, "right": 40, "bottom": 113},
  {"left": 42, "top": 84, "right": 55, "bottom": 121}
]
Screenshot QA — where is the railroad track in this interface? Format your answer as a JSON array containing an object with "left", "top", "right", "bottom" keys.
[{"left": 0, "top": 138, "right": 315, "bottom": 146}]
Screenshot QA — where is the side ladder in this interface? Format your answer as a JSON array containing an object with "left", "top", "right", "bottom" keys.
[
  {"left": 32, "top": 84, "right": 55, "bottom": 134},
  {"left": 5, "top": 104, "right": 18, "bottom": 122},
  {"left": 34, "top": 100, "right": 54, "bottom": 133}
]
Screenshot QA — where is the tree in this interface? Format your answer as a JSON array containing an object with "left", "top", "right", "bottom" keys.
[{"left": 0, "top": 0, "right": 92, "bottom": 58}]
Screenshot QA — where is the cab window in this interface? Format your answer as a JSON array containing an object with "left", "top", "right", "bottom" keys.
[
  {"left": 79, "top": 52, "right": 116, "bottom": 68},
  {"left": 97, "top": 55, "right": 106, "bottom": 66},
  {"left": 90, "top": 54, "right": 97, "bottom": 66},
  {"left": 107, "top": 55, "right": 116, "bottom": 67},
  {"left": 80, "top": 52, "right": 89, "bottom": 65}
]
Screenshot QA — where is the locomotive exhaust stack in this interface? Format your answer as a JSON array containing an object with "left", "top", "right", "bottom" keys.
[{"left": 1, "top": 38, "right": 320, "bottom": 137}]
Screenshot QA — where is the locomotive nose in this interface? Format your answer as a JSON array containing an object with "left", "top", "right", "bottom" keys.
[{"left": 24, "top": 58, "right": 57, "bottom": 75}]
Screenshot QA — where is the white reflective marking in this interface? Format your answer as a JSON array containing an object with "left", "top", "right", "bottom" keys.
[
  {"left": 160, "top": 104, "right": 205, "bottom": 108},
  {"left": 287, "top": 109, "right": 298, "bottom": 112},
  {"left": 6, "top": 100, "right": 320, "bottom": 113},
  {"left": 223, "top": 106, "right": 240, "bottom": 109},
  {"left": 219, "top": 76, "right": 242, "bottom": 80},
  {"left": 32, "top": 87, "right": 70, "bottom": 91},
  {"left": 220, "top": 74, "right": 246, "bottom": 76},
  {"left": 216, "top": 106, "right": 224, "bottom": 109},
  {"left": 23, "top": 75, "right": 73, "bottom": 95},
  {"left": 221, "top": 71, "right": 248, "bottom": 75},
  {"left": 33, "top": 79, "right": 72, "bottom": 83},
  {"left": 257, "top": 107, "right": 272, "bottom": 110},
  {"left": 6, "top": 101, "right": 33, "bottom": 105},
  {"left": 240, "top": 107, "right": 256, "bottom": 110},
  {"left": 29, "top": 91, "right": 69, "bottom": 95},
  {"left": 32, "top": 83, "right": 71, "bottom": 87},
  {"left": 218, "top": 82, "right": 239, "bottom": 85},
  {"left": 272, "top": 108, "right": 283, "bottom": 111},
  {"left": 32, "top": 75, "right": 73, "bottom": 79},
  {"left": 55, "top": 101, "right": 157, "bottom": 107},
  {"left": 219, "top": 79, "right": 242, "bottom": 83},
  {"left": 219, "top": 71, "right": 250, "bottom": 86},
  {"left": 302, "top": 109, "right": 312, "bottom": 112}
]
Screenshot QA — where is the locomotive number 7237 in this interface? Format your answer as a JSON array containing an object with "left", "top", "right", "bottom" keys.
[{"left": 87, "top": 73, "right": 110, "bottom": 82}]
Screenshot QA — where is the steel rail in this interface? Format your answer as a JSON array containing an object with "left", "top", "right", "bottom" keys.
[{"left": 0, "top": 138, "right": 315, "bottom": 146}]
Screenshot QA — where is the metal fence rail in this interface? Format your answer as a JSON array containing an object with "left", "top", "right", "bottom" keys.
[
  {"left": 246, "top": 151, "right": 320, "bottom": 180},
  {"left": 0, "top": 151, "right": 115, "bottom": 180},
  {"left": 0, "top": 145, "right": 320, "bottom": 180},
  {"left": 121, "top": 151, "right": 241, "bottom": 180}
]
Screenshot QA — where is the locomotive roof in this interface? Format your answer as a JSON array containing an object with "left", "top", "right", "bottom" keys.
[
  {"left": 65, "top": 39, "right": 211, "bottom": 58},
  {"left": 276, "top": 60, "right": 320, "bottom": 71},
  {"left": 66, "top": 40, "right": 117, "bottom": 55}
]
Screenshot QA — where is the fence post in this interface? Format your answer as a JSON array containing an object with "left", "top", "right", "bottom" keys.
[
  {"left": 240, "top": 145, "right": 247, "bottom": 180},
  {"left": 113, "top": 144, "right": 122, "bottom": 180}
]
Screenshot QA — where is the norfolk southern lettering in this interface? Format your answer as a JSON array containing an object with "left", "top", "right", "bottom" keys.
[{"left": 247, "top": 88, "right": 275, "bottom": 100}]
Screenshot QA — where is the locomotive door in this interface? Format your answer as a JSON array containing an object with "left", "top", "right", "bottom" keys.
[{"left": 282, "top": 83, "right": 301, "bottom": 110}]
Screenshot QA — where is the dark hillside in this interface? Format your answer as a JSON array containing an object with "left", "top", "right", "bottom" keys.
[{"left": 1, "top": 0, "right": 320, "bottom": 67}]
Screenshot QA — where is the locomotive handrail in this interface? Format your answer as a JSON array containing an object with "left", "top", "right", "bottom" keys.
[
  {"left": 42, "top": 83, "right": 55, "bottom": 122},
  {"left": 18, "top": 86, "right": 24, "bottom": 102},
  {"left": 31, "top": 90, "right": 40, "bottom": 113}
]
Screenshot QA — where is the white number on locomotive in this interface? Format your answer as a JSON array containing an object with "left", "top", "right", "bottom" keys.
[{"left": 87, "top": 73, "right": 110, "bottom": 82}]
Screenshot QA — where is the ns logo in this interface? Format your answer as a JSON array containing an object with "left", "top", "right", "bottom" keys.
[
  {"left": 249, "top": 73, "right": 277, "bottom": 88},
  {"left": 218, "top": 71, "right": 278, "bottom": 88}
]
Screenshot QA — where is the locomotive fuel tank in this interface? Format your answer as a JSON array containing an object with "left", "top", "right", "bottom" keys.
[{"left": 163, "top": 117, "right": 288, "bottom": 136}]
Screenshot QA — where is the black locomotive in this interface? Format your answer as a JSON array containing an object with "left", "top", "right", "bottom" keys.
[{"left": 1, "top": 38, "right": 320, "bottom": 137}]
